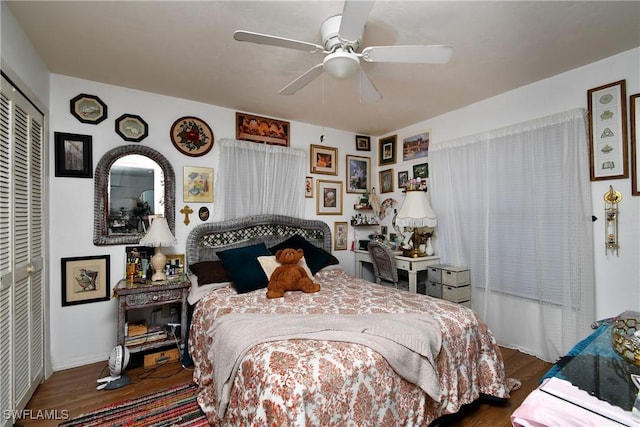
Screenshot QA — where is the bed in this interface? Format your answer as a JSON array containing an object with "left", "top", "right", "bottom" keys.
[{"left": 186, "top": 214, "right": 510, "bottom": 426}]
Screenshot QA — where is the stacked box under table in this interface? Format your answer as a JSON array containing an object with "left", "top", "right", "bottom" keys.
[{"left": 426, "top": 264, "right": 471, "bottom": 307}]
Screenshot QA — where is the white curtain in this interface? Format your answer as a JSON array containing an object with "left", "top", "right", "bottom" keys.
[
  {"left": 214, "top": 138, "right": 306, "bottom": 219},
  {"left": 430, "top": 108, "right": 595, "bottom": 362}
]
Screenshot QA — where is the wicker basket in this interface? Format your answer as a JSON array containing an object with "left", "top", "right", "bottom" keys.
[{"left": 611, "top": 310, "right": 640, "bottom": 367}]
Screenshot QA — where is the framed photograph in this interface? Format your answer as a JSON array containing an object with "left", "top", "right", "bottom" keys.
[
  {"left": 378, "top": 135, "right": 397, "bottom": 166},
  {"left": 61, "top": 255, "right": 110, "bottom": 306},
  {"left": 69, "top": 93, "right": 107, "bottom": 124},
  {"left": 334, "top": 221, "right": 348, "bottom": 251},
  {"left": 379, "top": 169, "right": 394, "bottom": 193},
  {"left": 355, "top": 135, "right": 371, "bottom": 151},
  {"left": 199, "top": 206, "right": 210, "bottom": 221},
  {"left": 631, "top": 93, "right": 640, "bottom": 195},
  {"left": 170, "top": 116, "right": 215, "bottom": 157},
  {"left": 166, "top": 253, "right": 185, "bottom": 277},
  {"left": 588, "top": 80, "right": 628, "bottom": 181},
  {"left": 398, "top": 170, "right": 409, "bottom": 189},
  {"left": 413, "top": 162, "right": 429, "bottom": 179},
  {"left": 305, "top": 176, "right": 313, "bottom": 198},
  {"left": 184, "top": 166, "right": 214, "bottom": 203},
  {"left": 54, "top": 132, "right": 93, "bottom": 178},
  {"left": 115, "top": 113, "right": 148, "bottom": 142},
  {"left": 236, "top": 112, "right": 290, "bottom": 146},
  {"left": 316, "top": 180, "right": 343, "bottom": 215},
  {"left": 310, "top": 144, "right": 338, "bottom": 175},
  {"left": 402, "top": 130, "right": 431, "bottom": 161},
  {"left": 346, "top": 155, "right": 370, "bottom": 194}
]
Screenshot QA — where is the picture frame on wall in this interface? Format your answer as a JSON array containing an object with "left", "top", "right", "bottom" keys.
[
  {"left": 346, "top": 155, "right": 370, "bottom": 194},
  {"left": 378, "top": 135, "right": 397, "bottom": 166},
  {"left": 170, "top": 116, "right": 215, "bottom": 157},
  {"left": 54, "top": 132, "right": 93, "bottom": 178},
  {"left": 334, "top": 221, "right": 348, "bottom": 250},
  {"left": 61, "top": 255, "right": 110, "bottom": 306},
  {"left": 379, "top": 169, "right": 394, "bottom": 193},
  {"left": 183, "top": 166, "right": 214, "bottom": 203},
  {"left": 587, "top": 80, "right": 628, "bottom": 181},
  {"left": 115, "top": 113, "right": 148, "bottom": 142},
  {"left": 316, "top": 180, "right": 343, "bottom": 215},
  {"left": 398, "top": 170, "right": 409, "bottom": 189},
  {"left": 631, "top": 93, "right": 640, "bottom": 195},
  {"left": 236, "top": 112, "right": 290, "bottom": 146},
  {"left": 305, "top": 176, "right": 313, "bottom": 198},
  {"left": 355, "top": 135, "right": 371, "bottom": 151},
  {"left": 69, "top": 93, "right": 108, "bottom": 124},
  {"left": 413, "top": 162, "right": 429, "bottom": 179},
  {"left": 402, "top": 130, "right": 431, "bottom": 161},
  {"left": 310, "top": 144, "right": 338, "bottom": 175}
]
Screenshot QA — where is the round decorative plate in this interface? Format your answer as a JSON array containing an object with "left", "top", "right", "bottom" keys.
[{"left": 170, "top": 116, "right": 214, "bottom": 157}]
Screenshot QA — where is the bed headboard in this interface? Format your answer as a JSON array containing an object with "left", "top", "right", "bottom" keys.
[{"left": 185, "top": 214, "right": 332, "bottom": 266}]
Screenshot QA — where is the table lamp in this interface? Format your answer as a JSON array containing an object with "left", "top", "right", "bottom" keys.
[
  {"left": 139, "top": 216, "right": 177, "bottom": 281},
  {"left": 396, "top": 190, "right": 437, "bottom": 258}
]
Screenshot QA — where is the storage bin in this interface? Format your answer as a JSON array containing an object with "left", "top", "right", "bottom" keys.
[
  {"left": 441, "top": 266, "right": 470, "bottom": 286},
  {"left": 426, "top": 280, "right": 442, "bottom": 298},
  {"left": 443, "top": 284, "right": 471, "bottom": 303}
]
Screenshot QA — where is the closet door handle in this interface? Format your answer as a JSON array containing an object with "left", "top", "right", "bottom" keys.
[{"left": 26, "top": 265, "right": 35, "bottom": 274}]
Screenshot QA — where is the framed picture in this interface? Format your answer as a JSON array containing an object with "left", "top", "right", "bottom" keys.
[
  {"left": 588, "top": 80, "right": 628, "bottom": 181},
  {"left": 310, "top": 144, "right": 338, "bottom": 175},
  {"left": 183, "top": 166, "right": 214, "bottom": 203},
  {"left": 334, "top": 221, "right": 348, "bottom": 251},
  {"left": 413, "top": 162, "right": 429, "bottom": 179},
  {"left": 115, "top": 114, "right": 148, "bottom": 142},
  {"left": 305, "top": 176, "right": 313, "bottom": 198},
  {"left": 166, "top": 253, "right": 185, "bottom": 277},
  {"left": 316, "top": 180, "right": 343, "bottom": 215},
  {"left": 398, "top": 170, "right": 409, "bottom": 189},
  {"left": 54, "top": 132, "right": 93, "bottom": 178},
  {"left": 356, "top": 135, "right": 371, "bottom": 151},
  {"left": 170, "top": 116, "right": 215, "bottom": 157},
  {"left": 199, "top": 206, "right": 210, "bottom": 221},
  {"left": 402, "top": 130, "right": 431, "bottom": 161},
  {"left": 631, "top": 93, "right": 640, "bottom": 196},
  {"left": 69, "top": 93, "right": 107, "bottom": 124},
  {"left": 378, "top": 135, "right": 397, "bottom": 166},
  {"left": 61, "top": 255, "right": 110, "bottom": 306},
  {"left": 236, "top": 112, "right": 290, "bottom": 146},
  {"left": 346, "top": 155, "right": 370, "bottom": 194},
  {"left": 379, "top": 169, "right": 394, "bottom": 193}
]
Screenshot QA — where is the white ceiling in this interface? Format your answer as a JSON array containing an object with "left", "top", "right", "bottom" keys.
[{"left": 7, "top": 1, "right": 640, "bottom": 136}]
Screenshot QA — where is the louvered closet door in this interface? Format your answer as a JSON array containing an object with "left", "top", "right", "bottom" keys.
[{"left": 0, "top": 75, "right": 46, "bottom": 426}]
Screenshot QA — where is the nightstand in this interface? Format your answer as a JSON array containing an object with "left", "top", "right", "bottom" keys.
[{"left": 113, "top": 277, "right": 190, "bottom": 353}]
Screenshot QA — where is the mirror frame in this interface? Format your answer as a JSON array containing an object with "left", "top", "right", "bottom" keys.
[{"left": 93, "top": 145, "right": 175, "bottom": 245}]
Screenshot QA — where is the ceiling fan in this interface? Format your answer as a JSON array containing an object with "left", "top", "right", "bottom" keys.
[{"left": 233, "top": 0, "right": 452, "bottom": 103}]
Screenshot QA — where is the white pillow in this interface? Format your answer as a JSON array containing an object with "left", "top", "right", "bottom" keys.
[
  {"left": 257, "top": 255, "right": 314, "bottom": 280},
  {"left": 187, "top": 274, "right": 232, "bottom": 305}
]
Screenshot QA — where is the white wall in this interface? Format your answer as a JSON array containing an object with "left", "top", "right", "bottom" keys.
[
  {"left": 375, "top": 48, "right": 640, "bottom": 323},
  {"left": 48, "top": 74, "right": 365, "bottom": 369}
]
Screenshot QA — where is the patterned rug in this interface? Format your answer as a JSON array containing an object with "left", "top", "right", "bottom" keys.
[{"left": 59, "top": 382, "right": 207, "bottom": 427}]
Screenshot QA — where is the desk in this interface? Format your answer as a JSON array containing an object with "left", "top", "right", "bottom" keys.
[{"left": 354, "top": 249, "right": 440, "bottom": 293}]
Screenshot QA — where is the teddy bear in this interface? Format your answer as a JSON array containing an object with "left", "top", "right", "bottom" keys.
[{"left": 266, "top": 248, "right": 320, "bottom": 298}]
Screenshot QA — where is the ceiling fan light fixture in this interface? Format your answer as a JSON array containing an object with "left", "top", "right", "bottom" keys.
[{"left": 323, "top": 50, "right": 360, "bottom": 80}]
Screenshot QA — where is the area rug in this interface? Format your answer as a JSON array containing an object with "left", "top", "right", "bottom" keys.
[{"left": 59, "top": 382, "right": 207, "bottom": 427}]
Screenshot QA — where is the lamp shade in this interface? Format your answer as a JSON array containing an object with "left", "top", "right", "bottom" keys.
[
  {"left": 139, "top": 217, "right": 177, "bottom": 247},
  {"left": 323, "top": 50, "right": 360, "bottom": 80},
  {"left": 396, "top": 190, "right": 437, "bottom": 228}
]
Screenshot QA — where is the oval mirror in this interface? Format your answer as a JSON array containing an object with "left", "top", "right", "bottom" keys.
[{"left": 93, "top": 145, "right": 175, "bottom": 245}]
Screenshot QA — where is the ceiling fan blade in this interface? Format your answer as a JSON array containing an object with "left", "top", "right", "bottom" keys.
[
  {"left": 234, "top": 30, "right": 324, "bottom": 53},
  {"left": 361, "top": 45, "right": 453, "bottom": 64},
  {"left": 339, "top": 0, "right": 375, "bottom": 42},
  {"left": 354, "top": 69, "right": 382, "bottom": 103},
  {"left": 279, "top": 64, "right": 325, "bottom": 95}
]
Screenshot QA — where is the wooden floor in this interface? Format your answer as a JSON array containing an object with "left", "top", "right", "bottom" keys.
[{"left": 16, "top": 347, "right": 551, "bottom": 427}]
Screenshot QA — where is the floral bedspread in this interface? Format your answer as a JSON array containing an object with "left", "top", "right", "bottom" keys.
[{"left": 189, "top": 268, "right": 509, "bottom": 426}]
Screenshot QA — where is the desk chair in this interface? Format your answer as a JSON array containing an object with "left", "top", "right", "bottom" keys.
[{"left": 367, "top": 241, "right": 399, "bottom": 289}]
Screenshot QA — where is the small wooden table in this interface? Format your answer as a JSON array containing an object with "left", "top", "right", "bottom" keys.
[
  {"left": 354, "top": 249, "right": 440, "bottom": 293},
  {"left": 113, "top": 277, "right": 190, "bottom": 353}
]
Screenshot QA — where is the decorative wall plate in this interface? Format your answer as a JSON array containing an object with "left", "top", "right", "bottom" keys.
[
  {"left": 170, "top": 116, "right": 214, "bottom": 157},
  {"left": 115, "top": 114, "right": 148, "bottom": 142},
  {"left": 70, "top": 93, "right": 108, "bottom": 124}
]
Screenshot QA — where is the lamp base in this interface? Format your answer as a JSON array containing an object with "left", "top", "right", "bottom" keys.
[
  {"left": 151, "top": 248, "right": 167, "bottom": 281},
  {"left": 405, "top": 247, "right": 426, "bottom": 258}
]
